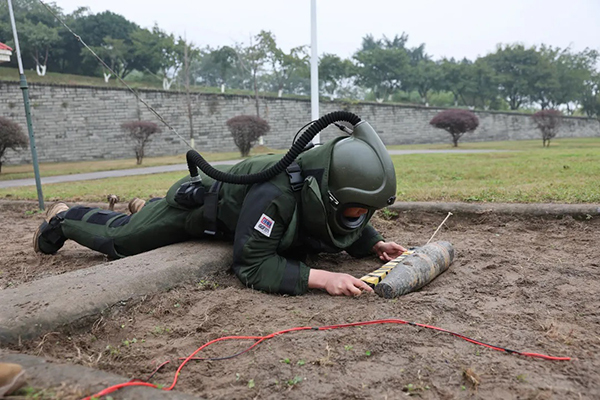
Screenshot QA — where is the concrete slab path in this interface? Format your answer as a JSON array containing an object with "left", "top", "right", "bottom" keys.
[{"left": 0, "top": 353, "right": 201, "bottom": 399}]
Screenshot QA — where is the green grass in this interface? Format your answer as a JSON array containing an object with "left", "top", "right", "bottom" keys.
[
  {"left": 387, "top": 137, "right": 600, "bottom": 151},
  {"left": 1, "top": 139, "right": 599, "bottom": 204},
  {"left": 393, "top": 140, "right": 600, "bottom": 203}
]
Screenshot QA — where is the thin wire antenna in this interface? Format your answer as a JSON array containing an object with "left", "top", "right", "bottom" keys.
[
  {"left": 426, "top": 212, "right": 453, "bottom": 244},
  {"left": 36, "top": 0, "right": 192, "bottom": 149}
]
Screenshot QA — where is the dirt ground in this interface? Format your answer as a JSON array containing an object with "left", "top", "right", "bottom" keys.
[{"left": 1, "top": 201, "right": 599, "bottom": 399}]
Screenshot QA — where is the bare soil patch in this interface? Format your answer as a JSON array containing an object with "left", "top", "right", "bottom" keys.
[{"left": 1, "top": 201, "right": 599, "bottom": 399}]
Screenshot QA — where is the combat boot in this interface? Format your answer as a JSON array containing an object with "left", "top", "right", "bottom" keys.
[
  {"left": 0, "top": 363, "right": 26, "bottom": 397},
  {"left": 33, "top": 202, "right": 69, "bottom": 254},
  {"left": 128, "top": 198, "right": 145, "bottom": 214}
]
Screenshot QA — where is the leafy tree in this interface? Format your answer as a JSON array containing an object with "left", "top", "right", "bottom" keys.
[
  {"left": 439, "top": 58, "right": 472, "bottom": 106},
  {"left": 430, "top": 109, "right": 479, "bottom": 147},
  {"left": 353, "top": 34, "right": 410, "bottom": 102},
  {"left": 485, "top": 44, "right": 548, "bottom": 110},
  {"left": 226, "top": 115, "right": 270, "bottom": 156},
  {"left": 131, "top": 26, "right": 186, "bottom": 89},
  {"left": 0, "top": 117, "right": 28, "bottom": 173},
  {"left": 0, "top": 0, "right": 62, "bottom": 75},
  {"left": 194, "top": 46, "right": 238, "bottom": 90},
  {"left": 319, "top": 53, "right": 355, "bottom": 98},
  {"left": 121, "top": 121, "right": 161, "bottom": 164},
  {"left": 550, "top": 48, "right": 598, "bottom": 113},
  {"left": 581, "top": 72, "right": 600, "bottom": 118},
  {"left": 60, "top": 9, "right": 139, "bottom": 75},
  {"left": 403, "top": 44, "right": 442, "bottom": 104},
  {"left": 235, "top": 31, "right": 271, "bottom": 116},
  {"left": 462, "top": 59, "right": 501, "bottom": 110},
  {"left": 258, "top": 31, "right": 308, "bottom": 97},
  {"left": 531, "top": 109, "right": 562, "bottom": 147},
  {"left": 83, "top": 37, "right": 133, "bottom": 79}
]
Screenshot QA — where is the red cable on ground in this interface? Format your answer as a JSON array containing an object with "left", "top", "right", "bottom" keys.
[{"left": 81, "top": 318, "right": 571, "bottom": 400}]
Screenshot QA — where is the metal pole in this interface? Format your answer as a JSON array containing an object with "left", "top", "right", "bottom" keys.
[
  {"left": 310, "top": 0, "right": 320, "bottom": 144},
  {"left": 7, "top": 0, "right": 44, "bottom": 210}
]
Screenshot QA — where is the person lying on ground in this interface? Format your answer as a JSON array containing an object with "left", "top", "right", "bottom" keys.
[{"left": 33, "top": 123, "right": 405, "bottom": 296}]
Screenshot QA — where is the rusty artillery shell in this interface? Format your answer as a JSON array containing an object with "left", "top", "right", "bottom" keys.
[{"left": 374, "top": 241, "right": 454, "bottom": 299}]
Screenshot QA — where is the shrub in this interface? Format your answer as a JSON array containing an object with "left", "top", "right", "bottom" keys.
[
  {"left": 0, "top": 117, "right": 28, "bottom": 173},
  {"left": 430, "top": 109, "right": 479, "bottom": 147},
  {"left": 226, "top": 115, "right": 270, "bottom": 157},
  {"left": 121, "top": 121, "right": 162, "bottom": 165},
  {"left": 531, "top": 109, "right": 562, "bottom": 147}
]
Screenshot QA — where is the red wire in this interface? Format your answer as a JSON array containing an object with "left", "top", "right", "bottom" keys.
[{"left": 81, "top": 319, "right": 570, "bottom": 400}]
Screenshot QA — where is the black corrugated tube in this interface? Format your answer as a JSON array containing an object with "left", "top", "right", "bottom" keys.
[{"left": 185, "top": 110, "right": 361, "bottom": 185}]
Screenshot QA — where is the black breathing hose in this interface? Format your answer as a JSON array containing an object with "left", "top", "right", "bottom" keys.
[{"left": 185, "top": 111, "right": 361, "bottom": 185}]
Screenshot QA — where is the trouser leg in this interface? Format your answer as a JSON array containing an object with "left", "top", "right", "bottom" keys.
[{"left": 60, "top": 198, "right": 191, "bottom": 258}]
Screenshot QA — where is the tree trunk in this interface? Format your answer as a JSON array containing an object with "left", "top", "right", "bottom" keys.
[
  {"left": 253, "top": 70, "right": 260, "bottom": 117},
  {"left": 103, "top": 72, "right": 111, "bottom": 83}
]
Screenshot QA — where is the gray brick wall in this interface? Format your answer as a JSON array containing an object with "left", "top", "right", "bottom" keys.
[{"left": 1, "top": 81, "right": 599, "bottom": 165}]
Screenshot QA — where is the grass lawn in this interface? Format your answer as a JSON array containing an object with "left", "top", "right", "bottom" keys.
[{"left": 1, "top": 138, "right": 598, "bottom": 204}]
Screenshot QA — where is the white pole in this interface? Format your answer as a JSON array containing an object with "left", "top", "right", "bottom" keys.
[{"left": 310, "top": 0, "right": 320, "bottom": 144}]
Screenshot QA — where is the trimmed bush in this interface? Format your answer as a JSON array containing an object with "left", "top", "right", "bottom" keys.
[
  {"left": 430, "top": 109, "right": 479, "bottom": 147},
  {"left": 0, "top": 117, "right": 28, "bottom": 173},
  {"left": 531, "top": 109, "right": 562, "bottom": 147},
  {"left": 121, "top": 121, "right": 162, "bottom": 164},
  {"left": 226, "top": 115, "right": 271, "bottom": 157}
]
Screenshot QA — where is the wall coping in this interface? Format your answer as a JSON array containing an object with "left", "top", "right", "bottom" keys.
[{"left": 2, "top": 79, "right": 599, "bottom": 122}]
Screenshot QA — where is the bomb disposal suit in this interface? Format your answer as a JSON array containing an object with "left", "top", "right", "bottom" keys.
[{"left": 35, "top": 117, "right": 397, "bottom": 295}]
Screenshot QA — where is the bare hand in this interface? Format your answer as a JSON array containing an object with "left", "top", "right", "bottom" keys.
[
  {"left": 324, "top": 272, "right": 374, "bottom": 296},
  {"left": 372, "top": 241, "right": 407, "bottom": 261}
]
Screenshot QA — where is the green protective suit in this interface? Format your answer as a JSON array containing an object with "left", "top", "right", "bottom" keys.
[{"left": 53, "top": 138, "right": 383, "bottom": 295}]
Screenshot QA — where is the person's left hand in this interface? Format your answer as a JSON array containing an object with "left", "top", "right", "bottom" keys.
[{"left": 372, "top": 241, "right": 407, "bottom": 261}]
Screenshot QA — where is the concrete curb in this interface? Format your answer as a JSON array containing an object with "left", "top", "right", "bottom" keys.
[
  {"left": 388, "top": 202, "right": 600, "bottom": 217},
  {"left": 0, "top": 241, "right": 232, "bottom": 344},
  {"left": 0, "top": 353, "right": 200, "bottom": 399}
]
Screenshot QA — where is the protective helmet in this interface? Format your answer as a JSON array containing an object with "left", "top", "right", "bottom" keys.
[{"left": 326, "top": 121, "right": 397, "bottom": 234}]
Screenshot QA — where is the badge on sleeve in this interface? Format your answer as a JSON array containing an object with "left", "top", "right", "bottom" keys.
[{"left": 254, "top": 213, "right": 275, "bottom": 237}]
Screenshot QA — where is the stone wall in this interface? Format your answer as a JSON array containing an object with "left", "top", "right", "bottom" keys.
[{"left": 1, "top": 81, "right": 599, "bottom": 165}]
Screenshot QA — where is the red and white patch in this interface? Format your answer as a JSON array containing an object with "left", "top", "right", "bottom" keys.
[{"left": 254, "top": 213, "right": 275, "bottom": 237}]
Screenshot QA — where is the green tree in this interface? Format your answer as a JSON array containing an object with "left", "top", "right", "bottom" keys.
[
  {"left": 59, "top": 9, "right": 139, "bottom": 75},
  {"left": 439, "top": 58, "right": 472, "bottom": 106},
  {"left": 485, "top": 44, "right": 547, "bottom": 110},
  {"left": 581, "top": 72, "right": 600, "bottom": 118},
  {"left": 353, "top": 34, "right": 410, "bottom": 102},
  {"left": 404, "top": 44, "right": 442, "bottom": 104},
  {"left": 319, "top": 53, "right": 354, "bottom": 97},
  {"left": 131, "top": 26, "right": 185, "bottom": 89},
  {"left": 258, "top": 31, "right": 308, "bottom": 97},
  {"left": 0, "top": 0, "right": 62, "bottom": 74},
  {"left": 235, "top": 31, "right": 271, "bottom": 116},
  {"left": 452, "top": 59, "right": 501, "bottom": 110}
]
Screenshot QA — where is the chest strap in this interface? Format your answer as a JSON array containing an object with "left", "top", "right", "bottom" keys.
[{"left": 286, "top": 161, "right": 304, "bottom": 192}]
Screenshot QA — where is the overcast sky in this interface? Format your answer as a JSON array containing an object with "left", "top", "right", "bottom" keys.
[{"left": 54, "top": 0, "right": 600, "bottom": 60}]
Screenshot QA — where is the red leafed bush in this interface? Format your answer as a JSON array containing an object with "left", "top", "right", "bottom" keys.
[
  {"left": 226, "top": 115, "right": 270, "bottom": 157},
  {"left": 531, "top": 109, "right": 562, "bottom": 147},
  {"left": 121, "top": 121, "right": 162, "bottom": 164},
  {"left": 430, "top": 109, "right": 479, "bottom": 147},
  {"left": 0, "top": 116, "right": 28, "bottom": 173}
]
